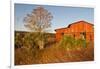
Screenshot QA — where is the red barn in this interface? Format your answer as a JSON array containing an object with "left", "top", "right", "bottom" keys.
[{"left": 55, "top": 21, "right": 94, "bottom": 42}]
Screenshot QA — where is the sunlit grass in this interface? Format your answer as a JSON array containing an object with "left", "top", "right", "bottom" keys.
[{"left": 15, "top": 31, "right": 94, "bottom": 65}]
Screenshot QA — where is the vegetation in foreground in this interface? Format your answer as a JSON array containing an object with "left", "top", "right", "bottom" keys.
[{"left": 15, "top": 31, "right": 94, "bottom": 65}]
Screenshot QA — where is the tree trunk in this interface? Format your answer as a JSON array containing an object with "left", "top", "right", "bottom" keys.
[{"left": 38, "top": 40, "right": 45, "bottom": 49}]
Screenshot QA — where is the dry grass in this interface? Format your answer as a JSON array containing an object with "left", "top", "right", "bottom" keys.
[{"left": 15, "top": 32, "right": 94, "bottom": 65}]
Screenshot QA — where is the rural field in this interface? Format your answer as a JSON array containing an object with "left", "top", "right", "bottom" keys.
[
  {"left": 14, "top": 4, "right": 94, "bottom": 65},
  {"left": 15, "top": 31, "right": 94, "bottom": 65}
]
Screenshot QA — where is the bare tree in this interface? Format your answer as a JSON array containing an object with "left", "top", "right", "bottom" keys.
[
  {"left": 24, "top": 6, "right": 53, "bottom": 32},
  {"left": 24, "top": 6, "right": 53, "bottom": 49}
]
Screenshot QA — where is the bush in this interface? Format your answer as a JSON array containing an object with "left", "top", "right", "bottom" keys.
[{"left": 59, "top": 35, "right": 87, "bottom": 50}]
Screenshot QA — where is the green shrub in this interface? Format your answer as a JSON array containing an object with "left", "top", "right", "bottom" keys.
[{"left": 59, "top": 35, "right": 87, "bottom": 50}]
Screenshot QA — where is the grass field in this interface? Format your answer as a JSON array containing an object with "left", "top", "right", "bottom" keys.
[{"left": 15, "top": 31, "right": 94, "bottom": 65}]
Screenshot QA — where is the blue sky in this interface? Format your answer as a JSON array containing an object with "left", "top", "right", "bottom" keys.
[{"left": 15, "top": 3, "right": 94, "bottom": 33}]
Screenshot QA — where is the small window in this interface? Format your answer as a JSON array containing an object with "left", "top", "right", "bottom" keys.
[
  {"left": 73, "top": 34, "right": 75, "bottom": 38},
  {"left": 61, "top": 33, "right": 64, "bottom": 35}
]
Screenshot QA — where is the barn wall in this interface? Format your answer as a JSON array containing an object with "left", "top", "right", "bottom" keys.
[{"left": 55, "top": 21, "right": 94, "bottom": 42}]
